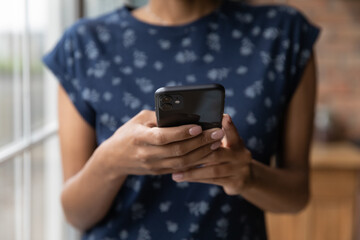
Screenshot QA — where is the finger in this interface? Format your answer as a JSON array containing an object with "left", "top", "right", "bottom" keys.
[
  {"left": 152, "top": 141, "right": 222, "bottom": 169},
  {"left": 132, "top": 110, "right": 158, "bottom": 127},
  {"left": 146, "top": 167, "right": 181, "bottom": 176},
  {"left": 221, "top": 114, "right": 243, "bottom": 149},
  {"left": 146, "top": 128, "right": 224, "bottom": 159},
  {"left": 141, "top": 124, "right": 203, "bottom": 145},
  {"left": 172, "top": 162, "right": 234, "bottom": 182},
  {"left": 179, "top": 176, "right": 233, "bottom": 187}
]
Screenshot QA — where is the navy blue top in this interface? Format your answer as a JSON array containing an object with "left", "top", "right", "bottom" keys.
[{"left": 43, "top": 1, "right": 320, "bottom": 239}]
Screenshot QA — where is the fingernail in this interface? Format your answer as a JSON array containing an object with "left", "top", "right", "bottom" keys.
[
  {"left": 211, "top": 129, "right": 224, "bottom": 140},
  {"left": 226, "top": 114, "right": 232, "bottom": 124},
  {"left": 172, "top": 173, "right": 183, "bottom": 180},
  {"left": 211, "top": 141, "right": 221, "bottom": 150},
  {"left": 189, "top": 126, "right": 202, "bottom": 136}
]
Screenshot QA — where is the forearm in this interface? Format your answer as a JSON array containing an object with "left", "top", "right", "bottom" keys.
[
  {"left": 241, "top": 159, "right": 309, "bottom": 213},
  {"left": 61, "top": 145, "right": 127, "bottom": 231}
]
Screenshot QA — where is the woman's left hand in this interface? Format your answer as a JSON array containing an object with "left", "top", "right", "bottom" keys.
[{"left": 172, "top": 114, "right": 254, "bottom": 196}]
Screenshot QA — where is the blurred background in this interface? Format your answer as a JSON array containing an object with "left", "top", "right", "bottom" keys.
[{"left": 0, "top": 0, "right": 359, "bottom": 240}]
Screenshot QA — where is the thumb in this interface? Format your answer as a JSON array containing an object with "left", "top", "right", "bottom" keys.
[{"left": 221, "top": 114, "right": 243, "bottom": 149}]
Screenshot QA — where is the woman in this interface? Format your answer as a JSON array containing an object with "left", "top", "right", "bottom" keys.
[{"left": 43, "top": 0, "right": 320, "bottom": 239}]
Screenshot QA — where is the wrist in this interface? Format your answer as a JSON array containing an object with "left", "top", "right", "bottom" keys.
[
  {"left": 92, "top": 139, "right": 128, "bottom": 182},
  {"left": 238, "top": 159, "right": 256, "bottom": 195}
]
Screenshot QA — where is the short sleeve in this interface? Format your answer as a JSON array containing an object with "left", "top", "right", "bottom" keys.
[
  {"left": 284, "top": 9, "right": 321, "bottom": 104},
  {"left": 42, "top": 25, "right": 96, "bottom": 127}
]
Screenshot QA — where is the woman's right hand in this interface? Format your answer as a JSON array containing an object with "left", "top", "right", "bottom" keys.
[{"left": 97, "top": 110, "right": 225, "bottom": 178}]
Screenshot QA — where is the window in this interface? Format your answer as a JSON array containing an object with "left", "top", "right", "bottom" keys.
[
  {"left": 0, "top": 0, "right": 81, "bottom": 239},
  {"left": 83, "top": 0, "right": 146, "bottom": 17}
]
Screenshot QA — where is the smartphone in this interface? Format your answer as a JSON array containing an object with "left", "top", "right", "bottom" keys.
[{"left": 155, "top": 84, "right": 225, "bottom": 130}]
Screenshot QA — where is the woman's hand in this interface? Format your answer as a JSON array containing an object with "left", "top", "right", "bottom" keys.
[
  {"left": 171, "top": 114, "right": 253, "bottom": 196},
  {"left": 97, "top": 110, "right": 225, "bottom": 179}
]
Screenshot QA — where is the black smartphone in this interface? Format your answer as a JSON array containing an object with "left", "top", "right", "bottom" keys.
[{"left": 155, "top": 84, "right": 225, "bottom": 130}]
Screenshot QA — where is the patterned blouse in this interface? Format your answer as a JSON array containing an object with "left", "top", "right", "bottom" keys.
[{"left": 43, "top": 1, "right": 320, "bottom": 239}]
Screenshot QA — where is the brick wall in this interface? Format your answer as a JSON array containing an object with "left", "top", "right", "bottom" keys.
[{"left": 252, "top": 0, "right": 360, "bottom": 140}]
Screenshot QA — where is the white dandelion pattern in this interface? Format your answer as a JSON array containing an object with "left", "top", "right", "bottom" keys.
[
  {"left": 224, "top": 106, "right": 237, "bottom": 118},
  {"left": 158, "top": 39, "right": 171, "bottom": 49},
  {"left": 153, "top": 61, "right": 163, "bottom": 71},
  {"left": 203, "top": 54, "right": 214, "bottom": 63},
  {"left": 186, "top": 75, "right": 197, "bottom": 83},
  {"left": 119, "top": 230, "right": 128, "bottom": 239},
  {"left": 232, "top": 29, "right": 242, "bottom": 39},
  {"left": 175, "top": 50, "right": 198, "bottom": 63},
  {"left": 159, "top": 201, "right": 172, "bottom": 213},
  {"left": 100, "top": 113, "right": 118, "bottom": 131},
  {"left": 87, "top": 60, "right": 110, "bottom": 78},
  {"left": 207, "top": 32, "right": 221, "bottom": 52},
  {"left": 187, "top": 201, "right": 209, "bottom": 216},
  {"left": 96, "top": 25, "right": 111, "bottom": 43},
  {"left": 236, "top": 66, "right": 248, "bottom": 75},
  {"left": 133, "top": 50, "right": 148, "bottom": 68},
  {"left": 215, "top": 218, "right": 229, "bottom": 239},
  {"left": 246, "top": 112, "right": 257, "bottom": 125},
  {"left": 136, "top": 78, "right": 154, "bottom": 93},
  {"left": 189, "top": 223, "right": 199, "bottom": 233},
  {"left": 240, "top": 38, "right": 254, "bottom": 56},
  {"left": 123, "top": 29, "right": 136, "bottom": 48},
  {"left": 209, "top": 186, "right": 221, "bottom": 197},
  {"left": 244, "top": 80, "right": 264, "bottom": 98},
  {"left": 207, "top": 68, "right": 230, "bottom": 81},
  {"left": 85, "top": 41, "right": 99, "bottom": 59},
  {"left": 166, "top": 221, "right": 178, "bottom": 233},
  {"left": 82, "top": 88, "right": 100, "bottom": 103},
  {"left": 123, "top": 92, "right": 141, "bottom": 109},
  {"left": 131, "top": 203, "right": 146, "bottom": 220},
  {"left": 137, "top": 226, "right": 151, "bottom": 240},
  {"left": 126, "top": 177, "right": 141, "bottom": 192},
  {"left": 247, "top": 136, "right": 265, "bottom": 154}
]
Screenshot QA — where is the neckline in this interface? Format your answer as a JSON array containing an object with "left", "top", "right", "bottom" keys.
[{"left": 120, "top": 1, "right": 229, "bottom": 34}]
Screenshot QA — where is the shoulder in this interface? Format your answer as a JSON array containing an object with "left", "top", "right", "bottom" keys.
[
  {"left": 62, "top": 7, "right": 127, "bottom": 44},
  {"left": 225, "top": 1, "right": 313, "bottom": 27}
]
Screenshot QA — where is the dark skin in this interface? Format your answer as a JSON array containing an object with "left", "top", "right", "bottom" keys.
[{"left": 58, "top": 0, "right": 317, "bottom": 231}]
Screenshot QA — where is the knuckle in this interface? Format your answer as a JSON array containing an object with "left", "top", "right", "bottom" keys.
[
  {"left": 200, "top": 133, "right": 209, "bottom": 145},
  {"left": 224, "top": 186, "right": 237, "bottom": 196},
  {"left": 148, "top": 169, "right": 158, "bottom": 175},
  {"left": 142, "top": 163, "right": 159, "bottom": 175},
  {"left": 202, "top": 143, "right": 212, "bottom": 154},
  {"left": 141, "top": 162, "right": 151, "bottom": 170},
  {"left": 243, "top": 149, "right": 252, "bottom": 159},
  {"left": 139, "top": 109, "right": 150, "bottom": 116},
  {"left": 172, "top": 144, "right": 184, "bottom": 157},
  {"left": 132, "top": 135, "right": 142, "bottom": 146},
  {"left": 136, "top": 149, "right": 148, "bottom": 163},
  {"left": 212, "top": 166, "right": 220, "bottom": 176},
  {"left": 234, "top": 180, "right": 244, "bottom": 192},
  {"left": 153, "top": 130, "right": 166, "bottom": 145},
  {"left": 211, "top": 150, "right": 219, "bottom": 160},
  {"left": 174, "top": 158, "right": 186, "bottom": 169}
]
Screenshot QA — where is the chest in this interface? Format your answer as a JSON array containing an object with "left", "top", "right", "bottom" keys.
[{"left": 86, "top": 31, "right": 289, "bottom": 161}]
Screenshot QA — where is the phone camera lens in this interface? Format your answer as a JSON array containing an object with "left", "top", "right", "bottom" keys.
[
  {"left": 160, "top": 95, "right": 172, "bottom": 104},
  {"left": 160, "top": 103, "right": 172, "bottom": 111}
]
